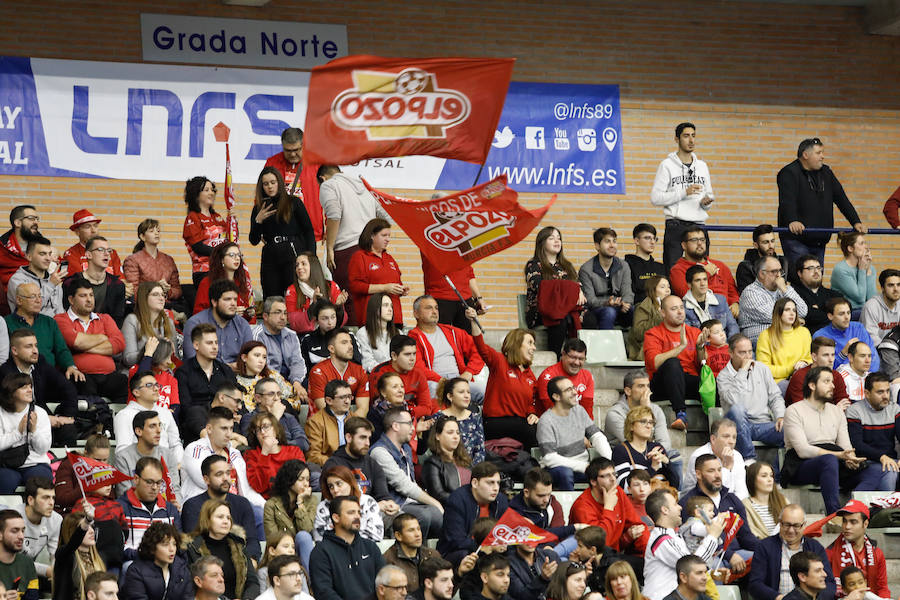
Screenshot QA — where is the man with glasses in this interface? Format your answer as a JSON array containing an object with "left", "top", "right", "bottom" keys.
[
  {"left": 374, "top": 565, "right": 409, "bottom": 600},
  {"left": 113, "top": 410, "right": 182, "bottom": 503},
  {"left": 794, "top": 255, "right": 841, "bottom": 333},
  {"left": 306, "top": 379, "right": 353, "bottom": 466},
  {"left": 238, "top": 378, "right": 308, "bottom": 451},
  {"left": 265, "top": 127, "right": 323, "bottom": 240},
  {"left": 749, "top": 503, "right": 836, "bottom": 600},
  {"left": 739, "top": 256, "right": 808, "bottom": 345},
  {"left": 183, "top": 279, "right": 253, "bottom": 366},
  {"left": 117, "top": 456, "right": 181, "bottom": 555},
  {"left": 62, "top": 236, "right": 126, "bottom": 327},
  {"left": 114, "top": 371, "right": 183, "bottom": 464},
  {"left": 5, "top": 284, "right": 81, "bottom": 375},
  {"left": 777, "top": 137, "right": 865, "bottom": 271},
  {"left": 536, "top": 376, "right": 610, "bottom": 490},
  {"left": 670, "top": 225, "right": 740, "bottom": 318},
  {"left": 252, "top": 296, "right": 308, "bottom": 403},
  {"left": 625, "top": 223, "right": 665, "bottom": 305},
  {"left": 258, "top": 554, "right": 313, "bottom": 600},
  {"left": 736, "top": 224, "right": 790, "bottom": 294},
  {"left": 62, "top": 209, "right": 123, "bottom": 279},
  {"left": 537, "top": 338, "right": 594, "bottom": 416},
  {"left": 0, "top": 205, "right": 42, "bottom": 289},
  {"left": 650, "top": 122, "right": 716, "bottom": 272}
]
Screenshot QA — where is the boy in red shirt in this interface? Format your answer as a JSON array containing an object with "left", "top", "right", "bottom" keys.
[
  {"left": 368, "top": 335, "right": 435, "bottom": 419},
  {"left": 700, "top": 319, "right": 731, "bottom": 377},
  {"left": 643, "top": 295, "right": 707, "bottom": 430}
]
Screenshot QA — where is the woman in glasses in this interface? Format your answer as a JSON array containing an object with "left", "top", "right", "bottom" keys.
[
  {"left": 192, "top": 242, "right": 255, "bottom": 321},
  {"left": 312, "top": 464, "right": 383, "bottom": 543},
  {"left": 244, "top": 413, "right": 306, "bottom": 498},
  {"left": 249, "top": 166, "right": 316, "bottom": 300},
  {"left": 756, "top": 298, "right": 812, "bottom": 393},
  {"left": 611, "top": 406, "right": 678, "bottom": 489},
  {"left": 182, "top": 176, "right": 228, "bottom": 287},
  {"left": 263, "top": 460, "right": 316, "bottom": 572},
  {"left": 545, "top": 560, "right": 588, "bottom": 600},
  {"left": 422, "top": 416, "right": 472, "bottom": 505}
]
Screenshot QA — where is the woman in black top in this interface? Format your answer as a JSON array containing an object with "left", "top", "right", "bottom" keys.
[{"left": 250, "top": 166, "right": 317, "bottom": 299}]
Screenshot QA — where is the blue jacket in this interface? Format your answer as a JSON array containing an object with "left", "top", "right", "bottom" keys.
[
  {"left": 683, "top": 291, "right": 740, "bottom": 337},
  {"left": 181, "top": 491, "right": 260, "bottom": 560},
  {"left": 121, "top": 554, "right": 193, "bottom": 600},
  {"left": 748, "top": 534, "right": 835, "bottom": 600},
  {"left": 437, "top": 483, "right": 509, "bottom": 565},
  {"left": 813, "top": 322, "right": 881, "bottom": 372},
  {"left": 118, "top": 488, "right": 181, "bottom": 561},
  {"left": 679, "top": 485, "right": 758, "bottom": 560}
]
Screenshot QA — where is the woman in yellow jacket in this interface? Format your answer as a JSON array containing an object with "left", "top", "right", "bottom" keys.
[{"left": 756, "top": 297, "right": 812, "bottom": 392}]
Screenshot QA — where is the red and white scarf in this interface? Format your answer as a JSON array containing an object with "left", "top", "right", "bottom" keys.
[{"left": 837, "top": 533, "right": 876, "bottom": 571}]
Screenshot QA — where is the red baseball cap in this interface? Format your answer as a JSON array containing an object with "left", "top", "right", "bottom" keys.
[
  {"left": 70, "top": 209, "right": 101, "bottom": 231},
  {"left": 836, "top": 499, "right": 870, "bottom": 519}
]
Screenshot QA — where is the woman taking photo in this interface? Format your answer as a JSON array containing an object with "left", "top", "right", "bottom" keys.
[
  {"left": 263, "top": 460, "right": 316, "bottom": 571},
  {"left": 612, "top": 406, "right": 679, "bottom": 488},
  {"left": 422, "top": 416, "right": 472, "bottom": 504},
  {"left": 182, "top": 176, "right": 227, "bottom": 287},
  {"left": 186, "top": 499, "right": 260, "bottom": 600},
  {"left": 756, "top": 298, "right": 812, "bottom": 389},
  {"left": 122, "top": 218, "right": 182, "bottom": 307},
  {"left": 234, "top": 341, "right": 297, "bottom": 413},
  {"left": 52, "top": 504, "right": 103, "bottom": 600},
  {"left": 122, "top": 521, "right": 192, "bottom": 600},
  {"left": 356, "top": 293, "right": 402, "bottom": 371},
  {"left": 250, "top": 166, "right": 317, "bottom": 299},
  {"left": 347, "top": 218, "right": 409, "bottom": 327},
  {"left": 244, "top": 413, "right": 306, "bottom": 498},
  {"left": 626, "top": 275, "right": 670, "bottom": 360},
  {"left": 544, "top": 560, "right": 588, "bottom": 600},
  {"left": 285, "top": 251, "right": 348, "bottom": 335},
  {"left": 122, "top": 281, "right": 182, "bottom": 367},
  {"left": 467, "top": 311, "right": 539, "bottom": 449},
  {"left": 438, "top": 377, "right": 485, "bottom": 464},
  {"left": 524, "top": 226, "right": 583, "bottom": 357},
  {"left": 0, "top": 373, "right": 51, "bottom": 494},
  {"left": 192, "top": 242, "right": 255, "bottom": 320},
  {"left": 743, "top": 461, "right": 788, "bottom": 539},
  {"left": 313, "top": 465, "right": 383, "bottom": 542}
]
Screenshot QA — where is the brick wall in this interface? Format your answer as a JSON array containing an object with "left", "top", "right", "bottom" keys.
[{"left": 1, "top": 1, "right": 899, "bottom": 329}]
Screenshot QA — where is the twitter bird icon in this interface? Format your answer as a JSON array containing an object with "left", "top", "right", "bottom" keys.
[{"left": 492, "top": 126, "right": 515, "bottom": 149}]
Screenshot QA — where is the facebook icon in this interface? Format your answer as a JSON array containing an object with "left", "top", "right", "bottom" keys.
[{"left": 525, "top": 126, "right": 545, "bottom": 150}]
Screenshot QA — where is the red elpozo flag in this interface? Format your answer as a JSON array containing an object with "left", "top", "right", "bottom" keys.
[
  {"left": 721, "top": 511, "right": 744, "bottom": 551},
  {"left": 365, "top": 175, "right": 554, "bottom": 276},
  {"left": 303, "top": 55, "right": 514, "bottom": 165},
  {"left": 481, "top": 508, "right": 558, "bottom": 548},
  {"left": 67, "top": 452, "right": 131, "bottom": 494}
]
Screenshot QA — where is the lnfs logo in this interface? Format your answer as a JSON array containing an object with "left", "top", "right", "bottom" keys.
[
  {"left": 424, "top": 180, "right": 516, "bottom": 258},
  {"left": 331, "top": 68, "right": 471, "bottom": 140}
]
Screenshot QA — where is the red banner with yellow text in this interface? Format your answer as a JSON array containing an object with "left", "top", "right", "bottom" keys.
[
  {"left": 481, "top": 508, "right": 558, "bottom": 548},
  {"left": 303, "top": 55, "right": 514, "bottom": 165},
  {"left": 67, "top": 452, "right": 131, "bottom": 494},
  {"left": 365, "top": 175, "right": 555, "bottom": 276}
]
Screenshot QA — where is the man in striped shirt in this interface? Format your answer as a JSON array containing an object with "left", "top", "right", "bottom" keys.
[{"left": 846, "top": 372, "right": 900, "bottom": 492}]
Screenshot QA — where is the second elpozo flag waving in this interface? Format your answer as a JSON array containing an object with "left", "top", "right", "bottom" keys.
[{"left": 303, "top": 55, "right": 514, "bottom": 165}]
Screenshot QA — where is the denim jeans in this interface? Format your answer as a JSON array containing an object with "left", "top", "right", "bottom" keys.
[
  {"left": 547, "top": 466, "right": 588, "bottom": 491},
  {"left": 779, "top": 234, "right": 827, "bottom": 274},
  {"left": 790, "top": 454, "right": 883, "bottom": 514},
  {"left": 586, "top": 306, "right": 634, "bottom": 330},
  {"left": 726, "top": 404, "right": 784, "bottom": 462},
  {"left": 0, "top": 464, "right": 52, "bottom": 494},
  {"left": 295, "top": 530, "right": 314, "bottom": 572},
  {"left": 553, "top": 534, "right": 578, "bottom": 559}
]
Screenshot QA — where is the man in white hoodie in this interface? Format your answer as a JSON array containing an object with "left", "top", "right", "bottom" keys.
[
  {"left": 651, "top": 122, "right": 716, "bottom": 272},
  {"left": 319, "top": 165, "right": 389, "bottom": 318}
]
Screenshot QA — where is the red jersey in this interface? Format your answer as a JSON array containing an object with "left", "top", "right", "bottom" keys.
[
  {"left": 421, "top": 253, "right": 474, "bottom": 300},
  {"left": 705, "top": 343, "right": 731, "bottom": 377},
  {"left": 347, "top": 249, "right": 404, "bottom": 326},
  {"left": 368, "top": 362, "right": 436, "bottom": 420},
  {"left": 127, "top": 364, "right": 180, "bottom": 409},
  {"left": 192, "top": 272, "right": 253, "bottom": 314},
  {"left": 670, "top": 257, "right": 740, "bottom": 305},
  {"left": 264, "top": 153, "right": 323, "bottom": 240},
  {"left": 569, "top": 486, "right": 649, "bottom": 554},
  {"left": 245, "top": 444, "right": 306, "bottom": 498},
  {"left": 308, "top": 358, "right": 369, "bottom": 414},
  {"left": 643, "top": 323, "right": 701, "bottom": 379},
  {"left": 536, "top": 362, "right": 595, "bottom": 417},
  {"left": 182, "top": 211, "right": 227, "bottom": 273},
  {"left": 63, "top": 243, "right": 123, "bottom": 278},
  {"left": 473, "top": 334, "right": 538, "bottom": 419}
]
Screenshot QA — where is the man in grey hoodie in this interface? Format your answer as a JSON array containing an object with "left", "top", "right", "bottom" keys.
[
  {"left": 650, "top": 122, "right": 716, "bottom": 272},
  {"left": 861, "top": 269, "right": 900, "bottom": 347},
  {"left": 6, "top": 236, "right": 62, "bottom": 317}
]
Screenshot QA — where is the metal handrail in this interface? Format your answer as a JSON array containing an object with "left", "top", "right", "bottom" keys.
[{"left": 702, "top": 225, "right": 899, "bottom": 235}]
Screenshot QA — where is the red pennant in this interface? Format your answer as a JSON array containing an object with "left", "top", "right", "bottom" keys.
[
  {"left": 721, "top": 511, "right": 744, "bottom": 551},
  {"left": 160, "top": 455, "right": 177, "bottom": 504},
  {"left": 481, "top": 508, "right": 558, "bottom": 548},
  {"left": 67, "top": 452, "right": 131, "bottom": 494},
  {"left": 365, "top": 175, "right": 555, "bottom": 276},
  {"left": 302, "top": 55, "right": 514, "bottom": 165}
]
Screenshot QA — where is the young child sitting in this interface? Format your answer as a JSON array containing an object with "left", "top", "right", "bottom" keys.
[
  {"left": 841, "top": 565, "right": 891, "bottom": 600},
  {"left": 570, "top": 526, "right": 632, "bottom": 592},
  {"left": 680, "top": 496, "right": 722, "bottom": 556},
  {"left": 626, "top": 470, "right": 653, "bottom": 527},
  {"left": 701, "top": 319, "right": 731, "bottom": 377}
]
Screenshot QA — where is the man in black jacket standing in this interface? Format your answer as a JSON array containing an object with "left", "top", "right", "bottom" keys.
[{"left": 777, "top": 137, "right": 865, "bottom": 272}]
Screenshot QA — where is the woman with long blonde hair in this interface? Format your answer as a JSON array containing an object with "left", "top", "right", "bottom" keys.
[
  {"left": 756, "top": 297, "right": 811, "bottom": 386},
  {"left": 122, "top": 281, "right": 181, "bottom": 366}
]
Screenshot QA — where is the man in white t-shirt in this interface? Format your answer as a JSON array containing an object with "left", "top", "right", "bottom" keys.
[{"left": 681, "top": 418, "right": 748, "bottom": 499}]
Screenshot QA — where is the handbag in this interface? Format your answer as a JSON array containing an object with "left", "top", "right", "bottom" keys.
[{"left": 0, "top": 404, "right": 31, "bottom": 469}]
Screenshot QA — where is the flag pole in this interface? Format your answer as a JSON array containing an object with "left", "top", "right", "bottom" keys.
[
  {"left": 472, "top": 160, "right": 487, "bottom": 187},
  {"left": 443, "top": 275, "right": 484, "bottom": 332}
]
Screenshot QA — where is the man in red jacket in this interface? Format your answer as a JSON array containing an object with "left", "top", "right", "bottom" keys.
[
  {"left": 369, "top": 335, "right": 435, "bottom": 420},
  {"left": 536, "top": 337, "right": 595, "bottom": 417},
  {"left": 569, "top": 457, "right": 649, "bottom": 557},
  {"left": 669, "top": 225, "right": 740, "bottom": 318},
  {"left": 826, "top": 500, "right": 890, "bottom": 598},
  {"left": 264, "top": 127, "right": 323, "bottom": 240},
  {"left": 408, "top": 295, "right": 485, "bottom": 405},
  {"left": 0, "top": 206, "right": 40, "bottom": 303}
]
